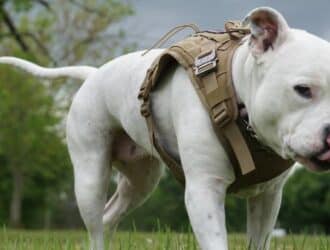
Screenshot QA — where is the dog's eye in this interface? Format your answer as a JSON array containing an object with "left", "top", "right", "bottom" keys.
[{"left": 293, "top": 85, "right": 312, "bottom": 99}]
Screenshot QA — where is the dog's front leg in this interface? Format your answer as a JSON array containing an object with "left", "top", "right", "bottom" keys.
[
  {"left": 179, "top": 142, "right": 232, "bottom": 250},
  {"left": 246, "top": 171, "right": 290, "bottom": 250},
  {"left": 171, "top": 67, "right": 235, "bottom": 249},
  {"left": 184, "top": 174, "right": 228, "bottom": 250}
]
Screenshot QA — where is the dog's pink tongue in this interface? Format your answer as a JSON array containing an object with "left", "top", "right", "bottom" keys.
[{"left": 317, "top": 150, "right": 330, "bottom": 162}]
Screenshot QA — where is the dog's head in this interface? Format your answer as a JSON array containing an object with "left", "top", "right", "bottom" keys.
[{"left": 235, "top": 7, "right": 330, "bottom": 172}]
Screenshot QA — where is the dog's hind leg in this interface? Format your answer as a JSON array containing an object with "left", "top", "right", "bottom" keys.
[
  {"left": 103, "top": 157, "right": 163, "bottom": 233},
  {"left": 66, "top": 96, "right": 113, "bottom": 250}
]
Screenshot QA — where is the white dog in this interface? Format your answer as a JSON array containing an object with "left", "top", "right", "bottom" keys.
[{"left": 1, "top": 7, "right": 330, "bottom": 250}]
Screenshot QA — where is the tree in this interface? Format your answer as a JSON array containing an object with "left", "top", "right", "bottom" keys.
[
  {"left": 0, "top": 64, "right": 70, "bottom": 227},
  {"left": 0, "top": 0, "right": 133, "bottom": 228},
  {"left": 0, "top": 0, "right": 133, "bottom": 64}
]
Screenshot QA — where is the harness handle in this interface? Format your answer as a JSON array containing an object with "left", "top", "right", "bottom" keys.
[{"left": 142, "top": 24, "right": 200, "bottom": 56}]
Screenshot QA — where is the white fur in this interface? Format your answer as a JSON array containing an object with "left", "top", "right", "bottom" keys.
[
  {"left": 0, "top": 57, "right": 96, "bottom": 80},
  {"left": 1, "top": 7, "right": 330, "bottom": 250}
]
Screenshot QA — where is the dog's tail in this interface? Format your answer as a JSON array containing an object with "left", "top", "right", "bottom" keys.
[{"left": 0, "top": 56, "right": 97, "bottom": 81}]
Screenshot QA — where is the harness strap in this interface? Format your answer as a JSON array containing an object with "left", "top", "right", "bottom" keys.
[
  {"left": 190, "top": 34, "right": 256, "bottom": 175},
  {"left": 145, "top": 113, "right": 185, "bottom": 184},
  {"left": 222, "top": 123, "right": 255, "bottom": 174},
  {"left": 139, "top": 65, "right": 186, "bottom": 185},
  {"left": 222, "top": 39, "right": 256, "bottom": 175}
]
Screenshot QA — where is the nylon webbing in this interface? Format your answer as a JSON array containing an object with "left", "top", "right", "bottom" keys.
[
  {"left": 223, "top": 123, "right": 255, "bottom": 174},
  {"left": 145, "top": 114, "right": 185, "bottom": 184}
]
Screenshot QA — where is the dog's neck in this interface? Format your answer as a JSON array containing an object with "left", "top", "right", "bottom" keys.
[{"left": 232, "top": 39, "right": 257, "bottom": 126}]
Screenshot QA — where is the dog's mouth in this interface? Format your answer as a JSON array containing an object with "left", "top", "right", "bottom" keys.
[{"left": 295, "top": 148, "right": 330, "bottom": 172}]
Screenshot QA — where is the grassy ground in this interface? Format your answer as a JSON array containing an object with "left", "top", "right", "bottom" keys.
[{"left": 1, "top": 229, "right": 330, "bottom": 250}]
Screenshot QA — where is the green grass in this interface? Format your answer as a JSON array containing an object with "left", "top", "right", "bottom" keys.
[{"left": 0, "top": 229, "right": 330, "bottom": 250}]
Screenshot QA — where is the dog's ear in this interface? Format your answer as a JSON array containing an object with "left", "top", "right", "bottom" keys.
[{"left": 243, "top": 7, "right": 290, "bottom": 57}]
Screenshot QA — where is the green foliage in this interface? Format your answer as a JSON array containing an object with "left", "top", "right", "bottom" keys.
[
  {"left": 7, "top": 0, "right": 34, "bottom": 12},
  {"left": 119, "top": 173, "right": 246, "bottom": 232},
  {"left": 120, "top": 168, "right": 330, "bottom": 234},
  {"left": 120, "top": 174, "right": 189, "bottom": 231},
  {"left": 0, "top": 66, "right": 59, "bottom": 165},
  {"left": 225, "top": 196, "right": 246, "bottom": 232},
  {"left": 0, "top": 63, "right": 72, "bottom": 226},
  {"left": 0, "top": 0, "right": 134, "bottom": 229},
  {"left": 0, "top": 0, "right": 134, "bottom": 66},
  {"left": 279, "top": 168, "right": 330, "bottom": 233}
]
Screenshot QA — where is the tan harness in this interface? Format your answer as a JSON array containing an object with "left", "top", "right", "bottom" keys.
[{"left": 138, "top": 21, "right": 292, "bottom": 193}]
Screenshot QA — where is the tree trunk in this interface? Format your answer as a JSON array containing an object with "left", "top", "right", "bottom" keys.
[{"left": 9, "top": 167, "right": 24, "bottom": 228}]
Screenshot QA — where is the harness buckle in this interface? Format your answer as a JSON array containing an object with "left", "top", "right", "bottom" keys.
[
  {"left": 140, "top": 100, "right": 151, "bottom": 117},
  {"left": 194, "top": 49, "right": 217, "bottom": 76},
  {"left": 138, "top": 86, "right": 146, "bottom": 100},
  {"left": 212, "top": 102, "right": 231, "bottom": 127}
]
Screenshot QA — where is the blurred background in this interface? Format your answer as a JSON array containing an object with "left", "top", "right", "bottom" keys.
[{"left": 0, "top": 0, "right": 330, "bottom": 234}]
